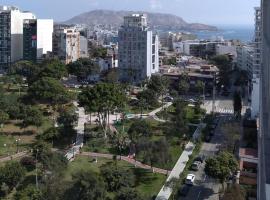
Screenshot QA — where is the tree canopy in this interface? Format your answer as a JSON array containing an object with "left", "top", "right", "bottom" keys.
[
  {"left": 28, "top": 77, "right": 71, "bottom": 104},
  {"left": 79, "top": 83, "right": 126, "bottom": 137},
  {"left": 67, "top": 58, "right": 100, "bottom": 80},
  {"left": 205, "top": 151, "right": 238, "bottom": 183}
]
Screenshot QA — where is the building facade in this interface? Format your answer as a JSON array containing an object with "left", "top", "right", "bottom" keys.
[
  {"left": 118, "top": 14, "right": 159, "bottom": 83},
  {"left": 258, "top": 0, "right": 270, "bottom": 200},
  {"left": 0, "top": 6, "right": 35, "bottom": 71},
  {"left": 251, "top": 7, "right": 262, "bottom": 118},
  {"left": 53, "top": 26, "right": 80, "bottom": 64},
  {"left": 23, "top": 19, "right": 53, "bottom": 62}
]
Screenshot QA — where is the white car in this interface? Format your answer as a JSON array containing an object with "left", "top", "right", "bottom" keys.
[{"left": 185, "top": 174, "right": 196, "bottom": 185}]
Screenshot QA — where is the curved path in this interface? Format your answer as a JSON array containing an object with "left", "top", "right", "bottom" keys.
[{"left": 81, "top": 151, "right": 171, "bottom": 175}]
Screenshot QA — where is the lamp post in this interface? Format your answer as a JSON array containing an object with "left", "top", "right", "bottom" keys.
[
  {"left": 15, "top": 139, "right": 21, "bottom": 153},
  {"left": 35, "top": 149, "right": 39, "bottom": 189},
  {"left": 3, "top": 143, "right": 9, "bottom": 156}
]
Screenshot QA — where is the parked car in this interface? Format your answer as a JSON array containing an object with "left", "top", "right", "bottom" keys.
[
  {"left": 164, "top": 96, "right": 173, "bottom": 102},
  {"left": 185, "top": 174, "right": 196, "bottom": 185},
  {"left": 194, "top": 155, "right": 205, "bottom": 163},
  {"left": 191, "top": 161, "right": 201, "bottom": 171},
  {"left": 205, "top": 135, "right": 211, "bottom": 142},
  {"left": 178, "top": 185, "right": 191, "bottom": 196}
]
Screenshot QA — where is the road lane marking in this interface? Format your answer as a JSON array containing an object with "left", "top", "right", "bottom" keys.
[
  {"left": 203, "top": 174, "right": 207, "bottom": 182},
  {"left": 197, "top": 190, "right": 202, "bottom": 200}
]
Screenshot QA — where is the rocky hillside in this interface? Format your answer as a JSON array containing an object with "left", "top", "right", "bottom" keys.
[{"left": 63, "top": 10, "right": 217, "bottom": 31}]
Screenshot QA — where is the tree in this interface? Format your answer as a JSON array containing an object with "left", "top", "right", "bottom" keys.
[
  {"left": 178, "top": 73, "right": 190, "bottom": 95},
  {"left": 195, "top": 80, "right": 205, "bottom": 94},
  {"left": 233, "top": 91, "right": 242, "bottom": 118},
  {"left": 57, "top": 107, "right": 78, "bottom": 128},
  {"left": 38, "top": 59, "right": 67, "bottom": 80},
  {"left": 0, "top": 110, "right": 9, "bottom": 131},
  {"left": 67, "top": 58, "right": 100, "bottom": 81},
  {"left": 0, "top": 161, "right": 26, "bottom": 190},
  {"left": 137, "top": 89, "right": 159, "bottom": 109},
  {"left": 79, "top": 83, "right": 126, "bottom": 137},
  {"left": 21, "top": 106, "right": 43, "bottom": 128},
  {"left": 101, "top": 163, "right": 135, "bottom": 192},
  {"left": 147, "top": 75, "right": 170, "bottom": 107},
  {"left": 128, "top": 119, "right": 152, "bottom": 142},
  {"left": 28, "top": 77, "right": 71, "bottom": 104},
  {"left": 112, "top": 129, "right": 130, "bottom": 158},
  {"left": 115, "top": 187, "right": 143, "bottom": 200},
  {"left": 104, "top": 68, "right": 119, "bottom": 83},
  {"left": 14, "top": 185, "right": 42, "bottom": 200},
  {"left": 68, "top": 171, "right": 106, "bottom": 200},
  {"left": 171, "top": 99, "right": 188, "bottom": 137},
  {"left": 205, "top": 151, "right": 238, "bottom": 183},
  {"left": 211, "top": 55, "right": 232, "bottom": 89}
]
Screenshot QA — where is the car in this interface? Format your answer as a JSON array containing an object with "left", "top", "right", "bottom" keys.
[
  {"left": 185, "top": 174, "right": 196, "bottom": 185},
  {"left": 164, "top": 96, "right": 173, "bottom": 102},
  {"left": 205, "top": 135, "right": 211, "bottom": 142},
  {"left": 210, "top": 130, "right": 215, "bottom": 136},
  {"left": 194, "top": 155, "right": 205, "bottom": 163},
  {"left": 178, "top": 185, "right": 191, "bottom": 196},
  {"left": 191, "top": 161, "right": 201, "bottom": 171},
  {"left": 188, "top": 99, "right": 196, "bottom": 104}
]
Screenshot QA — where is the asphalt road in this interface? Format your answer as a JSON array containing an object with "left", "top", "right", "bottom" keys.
[{"left": 179, "top": 114, "right": 233, "bottom": 200}]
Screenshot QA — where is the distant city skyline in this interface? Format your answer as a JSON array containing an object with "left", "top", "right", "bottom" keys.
[{"left": 2, "top": 0, "right": 260, "bottom": 25}]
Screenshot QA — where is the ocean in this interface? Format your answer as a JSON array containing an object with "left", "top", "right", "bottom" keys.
[{"left": 191, "top": 25, "right": 254, "bottom": 43}]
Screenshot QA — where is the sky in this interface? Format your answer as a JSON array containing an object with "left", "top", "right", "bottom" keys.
[{"left": 2, "top": 0, "right": 260, "bottom": 25}]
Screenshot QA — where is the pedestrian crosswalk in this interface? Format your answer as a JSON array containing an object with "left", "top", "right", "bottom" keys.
[{"left": 216, "top": 108, "right": 234, "bottom": 114}]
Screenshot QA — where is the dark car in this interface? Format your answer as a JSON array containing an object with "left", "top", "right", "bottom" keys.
[
  {"left": 194, "top": 155, "right": 205, "bottom": 163},
  {"left": 205, "top": 135, "right": 211, "bottom": 142},
  {"left": 178, "top": 185, "right": 191, "bottom": 196}
]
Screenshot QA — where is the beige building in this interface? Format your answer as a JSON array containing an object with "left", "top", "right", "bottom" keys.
[{"left": 53, "top": 26, "right": 80, "bottom": 64}]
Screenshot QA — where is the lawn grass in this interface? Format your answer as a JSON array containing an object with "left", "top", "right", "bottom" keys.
[{"left": 64, "top": 156, "right": 166, "bottom": 199}]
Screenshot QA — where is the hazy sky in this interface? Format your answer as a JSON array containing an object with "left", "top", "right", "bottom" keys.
[{"left": 2, "top": 0, "right": 260, "bottom": 25}]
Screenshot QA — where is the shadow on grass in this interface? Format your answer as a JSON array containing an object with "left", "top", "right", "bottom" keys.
[{"left": 132, "top": 168, "right": 162, "bottom": 186}]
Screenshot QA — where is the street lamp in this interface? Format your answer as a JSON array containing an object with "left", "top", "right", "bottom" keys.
[
  {"left": 15, "top": 139, "right": 21, "bottom": 153},
  {"left": 3, "top": 143, "right": 9, "bottom": 156},
  {"left": 35, "top": 149, "right": 39, "bottom": 189}
]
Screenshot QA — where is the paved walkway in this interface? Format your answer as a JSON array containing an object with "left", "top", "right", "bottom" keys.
[
  {"left": 65, "top": 102, "right": 88, "bottom": 161},
  {"left": 0, "top": 151, "right": 28, "bottom": 162},
  {"left": 155, "top": 142, "right": 195, "bottom": 200},
  {"left": 81, "top": 152, "right": 170, "bottom": 175}
]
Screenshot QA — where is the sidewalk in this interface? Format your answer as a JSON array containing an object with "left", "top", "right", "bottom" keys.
[
  {"left": 0, "top": 151, "right": 28, "bottom": 162},
  {"left": 155, "top": 142, "right": 195, "bottom": 200},
  {"left": 81, "top": 152, "right": 170, "bottom": 175},
  {"left": 65, "top": 102, "right": 88, "bottom": 161}
]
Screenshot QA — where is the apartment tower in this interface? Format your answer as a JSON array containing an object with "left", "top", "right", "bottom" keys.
[
  {"left": 0, "top": 6, "right": 35, "bottom": 71},
  {"left": 118, "top": 14, "right": 159, "bottom": 83}
]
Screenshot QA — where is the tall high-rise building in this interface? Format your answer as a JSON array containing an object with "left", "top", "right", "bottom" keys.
[
  {"left": 251, "top": 7, "right": 262, "bottom": 118},
  {"left": 259, "top": 1, "right": 270, "bottom": 199},
  {"left": 23, "top": 19, "right": 53, "bottom": 62},
  {"left": 0, "top": 6, "right": 35, "bottom": 71},
  {"left": 53, "top": 26, "right": 80, "bottom": 64},
  {"left": 118, "top": 14, "right": 159, "bottom": 83}
]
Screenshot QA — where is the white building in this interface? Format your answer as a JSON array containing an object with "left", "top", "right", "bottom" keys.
[
  {"left": 118, "top": 14, "right": 159, "bottom": 83},
  {"left": 236, "top": 45, "right": 254, "bottom": 78},
  {"left": 216, "top": 44, "right": 237, "bottom": 57},
  {"left": 23, "top": 19, "right": 53, "bottom": 61},
  {"left": 53, "top": 26, "right": 80, "bottom": 64},
  {"left": 0, "top": 6, "right": 36, "bottom": 70}
]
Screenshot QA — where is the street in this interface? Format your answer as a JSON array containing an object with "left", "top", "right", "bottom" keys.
[{"left": 180, "top": 114, "right": 233, "bottom": 200}]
